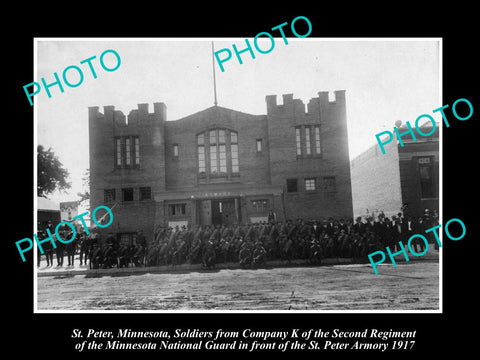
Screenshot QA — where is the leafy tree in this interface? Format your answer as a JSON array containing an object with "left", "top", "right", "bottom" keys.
[{"left": 37, "top": 145, "right": 71, "bottom": 197}]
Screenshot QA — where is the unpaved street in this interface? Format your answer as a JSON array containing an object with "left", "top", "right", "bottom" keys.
[{"left": 36, "top": 261, "right": 439, "bottom": 311}]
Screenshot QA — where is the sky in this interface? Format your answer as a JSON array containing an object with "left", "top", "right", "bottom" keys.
[{"left": 36, "top": 38, "right": 440, "bottom": 208}]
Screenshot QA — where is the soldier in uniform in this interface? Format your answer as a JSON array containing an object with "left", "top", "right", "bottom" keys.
[
  {"left": 308, "top": 236, "right": 322, "bottom": 265},
  {"left": 37, "top": 222, "right": 44, "bottom": 267},
  {"left": 252, "top": 241, "right": 267, "bottom": 267},
  {"left": 338, "top": 218, "right": 348, "bottom": 233},
  {"left": 132, "top": 238, "right": 145, "bottom": 267},
  {"left": 364, "top": 226, "right": 377, "bottom": 255},
  {"left": 320, "top": 232, "right": 334, "bottom": 258},
  {"left": 337, "top": 229, "right": 351, "bottom": 258},
  {"left": 117, "top": 241, "right": 131, "bottom": 268},
  {"left": 422, "top": 209, "right": 436, "bottom": 249},
  {"left": 238, "top": 241, "right": 252, "bottom": 268},
  {"left": 411, "top": 216, "right": 426, "bottom": 254},
  {"left": 202, "top": 240, "right": 216, "bottom": 269},
  {"left": 78, "top": 230, "right": 90, "bottom": 266},
  {"left": 267, "top": 210, "right": 276, "bottom": 224},
  {"left": 105, "top": 232, "right": 117, "bottom": 252},
  {"left": 42, "top": 232, "right": 54, "bottom": 267},
  {"left": 65, "top": 227, "right": 78, "bottom": 266},
  {"left": 43, "top": 221, "right": 55, "bottom": 267},
  {"left": 90, "top": 242, "right": 102, "bottom": 269},
  {"left": 136, "top": 230, "right": 146, "bottom": 249},
  {"left": 352, "top": 216, "right": 365, "bottom": 236},
  {"left": 55, "top": 225, "right": 66, "bottom": 266},
  {"left": 102, "top": 240, "right": 116, "bottom": 268}
]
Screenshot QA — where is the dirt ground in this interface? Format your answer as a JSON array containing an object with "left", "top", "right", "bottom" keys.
[{"left": 36, "top": 259, "right": 439, "bottom": 311}]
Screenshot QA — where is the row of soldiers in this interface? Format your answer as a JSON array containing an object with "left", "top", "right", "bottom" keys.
[
  {"left": 38, "top": 209, "right": 438, "bottom": 269},
  {"left": 37, "top": 220, "right": 148, "bottom": 269}
]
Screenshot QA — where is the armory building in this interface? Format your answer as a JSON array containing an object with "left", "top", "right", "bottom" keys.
[{"left": 88, "top": 91, "right": 353, "bottom": 244}]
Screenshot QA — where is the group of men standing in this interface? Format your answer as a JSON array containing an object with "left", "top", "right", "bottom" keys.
[
  {"left": 37, "top": 208, "right": 438, "bottom": 269},
  {"left": 36, "top": 221, "right": 147, "bottom": 269}
]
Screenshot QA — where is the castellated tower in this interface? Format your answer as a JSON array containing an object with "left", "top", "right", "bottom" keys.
[
  {"left": 265, "top": 90, "right": 353, "bottom": 220},
  {"left": 88, "top": 103, "right": 167, "bottom": 242}
]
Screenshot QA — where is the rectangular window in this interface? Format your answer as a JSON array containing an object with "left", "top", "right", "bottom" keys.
[
  {"left": 139, "top": 187, "right": 151, "bottom": 201},
  {"left": 118, "top": 232, "right": 137, "bottom": 247},
  {"left": 230, "top": 131, "right": 237, "bottom": 144},
  {"left": 286, "top": 178, "right": 298, "bottom": 193},
  {"left": 173, "top": 143, "right": 179, "bottom": 157},
  {"left": 219, "top": 144, "right": 227, "bottom": 173},
  {"left": 122, "top": 188, "right": 134, "bottom": 202},
  {"left": 115, "top": 138, "right": 122, "bottom": 168},
  {"left": 210, "top": 144, "right": 218, "bottom": 174},
  {"left": 419, "top": 157, "right": 435, "bottom": 198},
  {"left": 305, "top": 178, "right": 316, "bottom": 191},
  {"left": 314, "top": 126, "right": 321, "bottom": 154},
  {"left": 252, "top": 199, "right": 268, "bottom": 212},
  {"left": 134, "top": 136, "right": 140, "bottom": 166},
  {"left": 198, "top": 129, "right": 240, "bottom": 178},
  {"left": 125, "top": 137, "right": 131, "bottom": 166},
  {"left": 305, "top": 127, "right": 311, "bottom": 155},
  {"left": 295, "top": 127, "right": 301, "bottom": 156},
  {"left": 104, "top": 189, "right": 116, "bottom": 203},
  {"left": 115, "top": 136, "right": 139, "bottom": 168},
  {"left": 323, "top": 177, "right": 336, "bottom": 193},
  {"left": 256, "top": 139, "right": 262, "bottom": 152},
  {"left": 198, "top": 145, "right": 205, "bottom": 175},
  {"left": 231, "top": 143, "right": 239, "bottom": 174},
  {"left": 198, "top": 147, "right": 205, "bottom": 174},
  {"left": 218, "top": 129, "right": 226, "bottom": 144},
  {"left": 197, "top": 133, "right": 205, "bottom": 145},
  {"left": 169, "top": 203, "right": 186, "bottom": 216},
  {"left": 209, "top": 130, "right": 217, "bottom": 144}
]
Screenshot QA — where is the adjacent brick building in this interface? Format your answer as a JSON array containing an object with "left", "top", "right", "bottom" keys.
[
  {"left": 350, "top": 123, "right": 439, "bottom": 219},
  {"left": 88, "top": 91, "right": 353, "bottom": 244}
]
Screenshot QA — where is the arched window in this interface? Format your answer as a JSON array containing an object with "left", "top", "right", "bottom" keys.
[{"left": 197, "top": 128, "right": 239, "bottom": 180}]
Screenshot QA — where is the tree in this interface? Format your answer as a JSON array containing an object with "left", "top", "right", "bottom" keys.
[
  {"left": 37, "top": 145, "right": 71, "bottom": 197},
  {"left": 77, "top": 169, "right": 90, "bottom": 205}
]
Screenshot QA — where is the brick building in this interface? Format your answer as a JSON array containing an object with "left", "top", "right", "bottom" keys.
[
  {"left": 88, "top": 91, "right": 353, "bottom": 244},
  {"left": 350, "top": 123, "right": 439, "bottom": 219}
]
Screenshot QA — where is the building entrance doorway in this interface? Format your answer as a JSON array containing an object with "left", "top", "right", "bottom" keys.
[
  {"left": 212, "top": 199, "right": 236, "bottom": 226},
  {"left": 198, "top": 198, "right": 239, "bottom": 226}
]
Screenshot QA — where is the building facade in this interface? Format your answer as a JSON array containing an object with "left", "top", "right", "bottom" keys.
[
  {"left": 60, "top": 200, "right": 79, "bottom": 221},
  {"left": 350, "top": 123, "right": 439, "bottom": 219},
  {"left": 37, "top": 196, "right": 61, "bottom": 228},
  {"left": 89, "top": 91, "right": 353, "bottom": 244}
]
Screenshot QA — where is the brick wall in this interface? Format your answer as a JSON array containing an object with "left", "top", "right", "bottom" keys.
[
  {"left": 88, "top": 103, "right": 166, "bottom": 243},
  {"left": 267, "top": 91, "right": 353, "bottom": 220},
  {"left": 164, "top": 106, "right": 269, "bottom": 190},
  {"left": 398, "top": 140, "right": 439, "bottom": 217}
]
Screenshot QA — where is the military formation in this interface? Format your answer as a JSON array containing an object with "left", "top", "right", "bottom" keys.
[{"left": 37, "top": 209, "right": 438, "bottom": 269}]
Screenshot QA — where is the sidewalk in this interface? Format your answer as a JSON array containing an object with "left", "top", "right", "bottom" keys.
[{"left": 36, "top": 249, "right": 439, "bottom": 277}]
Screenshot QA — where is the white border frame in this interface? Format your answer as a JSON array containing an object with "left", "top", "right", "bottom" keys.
[{"left": 33, "top": 37, "right": 443, "bottom": 314}]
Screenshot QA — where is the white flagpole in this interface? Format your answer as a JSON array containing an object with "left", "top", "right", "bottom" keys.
[{"left": 212, "top": 41, "right": 218, "bottom": 106}]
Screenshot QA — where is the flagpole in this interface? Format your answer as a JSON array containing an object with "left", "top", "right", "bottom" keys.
[{"left": 211, "top": 41, "right": 218, "bottom": 106}]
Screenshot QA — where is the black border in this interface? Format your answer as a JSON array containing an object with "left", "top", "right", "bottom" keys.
[{"left": 7, "top": 6, "right": 478, "bottom": 358}]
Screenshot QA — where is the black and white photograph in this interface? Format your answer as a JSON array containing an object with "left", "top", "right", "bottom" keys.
[
  {"left": 33, "top": 38, "right": 441, "bottom": 312},
  {"left": 7, "top": 8, "right": 478, "bottom": 357}
]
